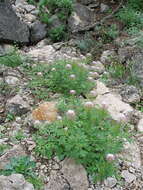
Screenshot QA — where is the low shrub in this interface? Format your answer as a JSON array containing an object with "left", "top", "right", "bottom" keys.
[
  {"left": 34, "top": 99, "right": 128, "bottom": 182},
  {"left": 0, "top": 156, "right": 43, "bottom": 189}
]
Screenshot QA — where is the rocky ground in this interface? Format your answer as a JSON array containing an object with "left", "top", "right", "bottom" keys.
[{"left": 0, "top": 0, "right": 143, "bottom": 190}]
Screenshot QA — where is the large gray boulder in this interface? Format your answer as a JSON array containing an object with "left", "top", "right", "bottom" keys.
[
  {"left": 0, "top": 1, "right": 29, "bottom": 44},
  {"left": 68, "top": 3, "right": 95, "bottom": 33}
]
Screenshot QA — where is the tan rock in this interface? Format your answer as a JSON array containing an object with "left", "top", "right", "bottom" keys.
[
  {"left": 94, "top": 93, "right": 133, "bottom": 122},
  {"left": 96, "top": 80, "right": 109, "bottom": 95},
  {"left": 32, "top": 102, "right": 58, "bottom": 122},
  {"left": 119, "top": 141, "right": 141, "bottom": 169},
  {"left": 61, "top": 158, "right": 89, "bottom": 190}
]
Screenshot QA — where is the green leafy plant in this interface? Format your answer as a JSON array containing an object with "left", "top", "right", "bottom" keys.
[
  {"left": 39, "top": 0, "right": 73, "bottom": 16},
  {"left": 105, "top": 24, "right": 119, "bottom": 40},
  {"left": 127, "top": 0, "right": 143, "bottom": 11},
  {"left": 0, "top": 156, "right": 43, "bottom": 189},
  {"left": 48, "top": 25, "right": 67, "bottom": 42},
  {"left": 0, "top": 48, "right": 22, "bottom": 68},
  {"left": 6, "top": 113, "right": 15, "bottom": 122},
  {"left": 0, "top": 144, "right": 9, "bottom": 156},
  {"left": 103, "top": 58, "right": 140, "bottom": 87},
  {"left": 34, "top": 99, "right": 128, "bottom": 182},
  {"left": 27, "top": 60, "right": 94, "bottom": 99},
  {"left": 48, "top": 60, "right": 94, "bottom": 96},
  {"left": 14, "top": 131, "right": 26, "bottom": 141},
  {"left": 117, "top": 7, "right": 143, "bottom": 29}
]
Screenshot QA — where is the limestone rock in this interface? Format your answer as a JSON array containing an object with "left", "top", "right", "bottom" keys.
[
  {"left": 0, "top": 174, "right": 34, "bottom": 190},
  {"left": 44, "top": 171, "right": 70, "bottom": 190},
  {"left": 90, "top": 61, "right": 105, "bottom": 74},
  {"left": 0, "top": 145, "right": 26, "bottom": 169},
  {"left": 0, "top": 1, "right": 29, "bottom": 44},
  {"left": 94, "top": 92, "right": 133, "bottom": 122},
  {"left": 68, "top": 3, "right": 95, "bottom": 33},
  {"left": 96, "top": 81, "right": 109, "bottom": 95},
  {"left": 6, "top": 94, "right": 30, "bottom": 116},
  {"left": 100, "top": 3, "right": 109, "bottom": 13},
  {"left": 100, "top": 50, "right": 116, "bottom": 64},
  {"left": 32, "top": 102, "right": 58, "bottom": 122},
  {"left": 119, "top": 141, "right": 141, "bottom": 169},
  {"left": 121, "top": 170, "right": 136, "bottom": 183},
  {"left": 30, "top": 21, "right": 47, "bottom": 43},
  {"left": 104, "top": 177, "right": 117, "bottom": 188},
  {"left": 119, "top": 85, "right": 140, "bottom": 104},
  {"left": 61, "top": 158, "right": 89, "bottom": 190},
  {"left": 26, "top": 45, "right": 83, "bottom": 63}
]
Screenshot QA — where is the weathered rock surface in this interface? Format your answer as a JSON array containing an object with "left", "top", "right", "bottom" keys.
[
  {"left": 68, "top": 3, "right": 95, "bottom": 32},
  {"left": 0, "top": 1, "right": 29, "bottom": 44},
  {"left": 131, "top": 52, "right": 143, "bottom": 87},
  {"left": 26, "top": 44, "right": 84, "bottom": 63},
  {"left": 119, "top": 141, "right": 141, "bottom": 169},
  {"left": 94, "top": 82, "right": 133, "bottom": 122},
  {"left": 45, "top": 171, "right": 70, "bottom": 190},
  {"left": 0, "top": 174, "right": 34, "bottom": 190},
  {"left": 121, "top": 170, "right": 136, "bottom": 183},
  {"left": 6, "top": 94, "right": 30, "bottom": 116},
  {"left": 0, "top": 145, "right": 26, "bottom": 169},
  {"left": 61, "top": 158, "right": 89, "bottom": 190},
  {"left": 30, "top": 21, "right": 47, "bottom": 43},
  {"left": 119, "top": 85, "right": 140, "bottom": 104}
]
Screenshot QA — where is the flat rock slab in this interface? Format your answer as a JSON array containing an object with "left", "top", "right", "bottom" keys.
[
  {"left": 94, "top": 92, "right": 133, "bottom": 122},
  {"left": 61, "top": 158, "right": 89, "bottom": 190},
  {"left": 0, "top": 1, "right": 29, "bottom": 44},
  {"left": 0, "top": 174, "right": 34, "bottom": 190}
]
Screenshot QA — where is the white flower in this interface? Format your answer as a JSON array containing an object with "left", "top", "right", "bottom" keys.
[
  {"left": 57, "top": 116, "right": 62, "bottom": 120},
  {"left": 66, "top": 110, "right": 76, "bottom": 119},
  {"left": 70, "top": 74, "right": 76, "bottom": 79},
  {"left": 89, "top": 90, "right": 97, "bottom": 97},
  {"left": 70, "top": 90, "right": 76, "bottom": 95},
  {"left": 88, "top": 76, "right": 94, "bottom": 82},
  {"left": 64, "top": 127, "right": 68, "bottom": 131},
  {"left": 102, "top": 101, "right": 108, "bottom": 109},
  {"left": 65, "top": 64, "right": 72, "bottom": 69},
  {"left": 90, "top": 72, "right": 99, "bottom": 78},
  {"left": 51, "top": 68, "right": 56, "bottom": 71},
  {"left": 84, "top": 101, "right": 94, "bottom": 108},
  {"left": 37, "top": 72, "right": 43, "bottom": 76},
  {"left": 106, "top": 154, "right": 115, "bottom": 161}
]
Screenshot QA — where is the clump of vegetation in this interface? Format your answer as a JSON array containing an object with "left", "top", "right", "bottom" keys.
[
  {"left": 0, "top": 144, "right": 9, "bottom": 156},
  {"left": 34, "top": 98, "right": 128, "bottom": 182},
  {"left": 0, "top": 156, "right": 43, "bottom": 189},
  {"left": 38, "top": 0, "right": 73, "bottom": 41},
  {"left": 102, "top": 58, "right": 140, "bottom": 87},
  {"left": 48, "top": 25, "right": 67, "bottom": 42},
  {"left": 117, "top": 0, "right": 143, "bottom": 35},
  {"left": 48, "top": 60, "right": 94, "bottom": 96},
  {"left": 27, "top": 60, "right": 94, "bottom": 99},
  {"left": 0, "top": 48, "right": 22, "bottom": 68}
]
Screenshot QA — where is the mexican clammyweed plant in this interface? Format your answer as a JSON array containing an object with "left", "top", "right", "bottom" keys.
[
  {"left": 34, "top": 98, "right": 128, "bottom": 182},
  {"left": 48, "top": 60, "right": 94, "bottom": 96},
  {"left": 27, "top": 60, "right": 94, "bottom": 99}
]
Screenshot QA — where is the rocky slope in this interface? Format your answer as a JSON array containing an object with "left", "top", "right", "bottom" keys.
[{"left": 0, "top": 0, "right": 143, "bottom": 190}]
